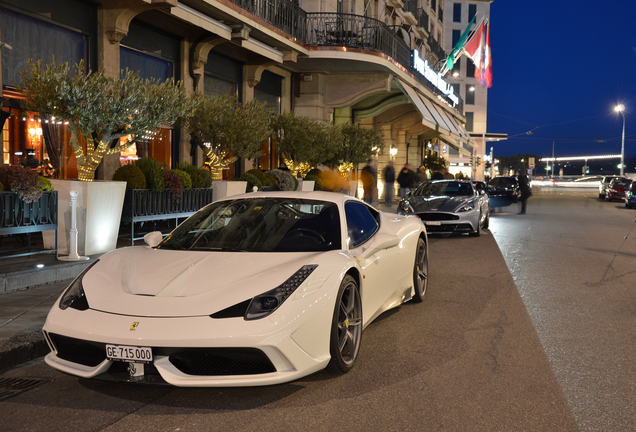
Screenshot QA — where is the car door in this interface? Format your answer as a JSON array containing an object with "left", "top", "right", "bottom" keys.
[{"left": 345, "top": 201, "right": 401, "bottom": 324}]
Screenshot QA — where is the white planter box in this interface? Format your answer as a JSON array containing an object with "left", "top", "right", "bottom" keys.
[
  {"left": 213, "top": 181, "right": 247, "bottom": 202},
  {"left": 297, "top": 180, "right": 315, "bottom": 191},
  {"left": 43, "top": 179, "right": 126, "bottom": 256}
]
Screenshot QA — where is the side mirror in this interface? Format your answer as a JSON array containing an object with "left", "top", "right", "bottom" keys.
[{"left": 144, "top": 231, "right": 163, "bottom": 248}]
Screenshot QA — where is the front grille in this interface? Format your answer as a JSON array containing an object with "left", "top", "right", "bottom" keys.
[
  {"left": 425, "top": 223, "right": 473, "bottom": 233},
  {"left": 168, "top": 348, "right": 276, "bottom": 376},
  {"left": 49, "top": 334, "right": 107, "bottom": 367},
  {"left": 417, "top": 212, "right": 460, "bottom": 221}
]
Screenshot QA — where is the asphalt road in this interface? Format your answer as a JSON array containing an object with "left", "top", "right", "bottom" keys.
[
  {"left": 4, "top": 190, "right": 626, "bottom": 431},
  {"left": 490, "top": 190, "right": 636, "bottom": 431}
]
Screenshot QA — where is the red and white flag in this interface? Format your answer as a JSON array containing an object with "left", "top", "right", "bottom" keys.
[{"left": 463, "top": 20, "right": 492, "bottom": 88}]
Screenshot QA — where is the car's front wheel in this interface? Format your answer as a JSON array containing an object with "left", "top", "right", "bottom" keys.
[
  {"left": 327, "top": 275, "right": 362, "bottom": 374},
  {"left": 469, "top": 212, "right": 482, "bottom": 237},
  {"left": 411, "top": 237, "right": 428, "bottom": 303}
]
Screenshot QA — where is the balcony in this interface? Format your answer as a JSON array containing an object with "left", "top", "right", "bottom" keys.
[
  {"left": 306, "top": 13, "right": 411, "bottom": 69},
  {"left": 306, "top": 13, "right": 462, "bottom": 111},
  {"left": 402, "top": 0, "right": 418, "bottom": 17},
  {"left": 227, "top": 0, "right": 307, "bottom": 41},
  {"left": 416, "top": 8, "right": 429, "bottom": 34},
  {"left": 427, "top": 34, "right": 446, "bottom": 61}
]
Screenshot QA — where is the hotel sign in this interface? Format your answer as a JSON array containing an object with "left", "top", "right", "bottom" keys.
[{"left": 412, "top": 50, "right": 459, "bottom": 106}]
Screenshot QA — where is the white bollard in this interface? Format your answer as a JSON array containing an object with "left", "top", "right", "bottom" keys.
[{"left": 58, "top": 190, "right": 89, "bottom": 261}]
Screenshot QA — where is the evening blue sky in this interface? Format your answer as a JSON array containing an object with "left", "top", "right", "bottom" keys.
[{"left": 486, "top": 0, "right": 636, "bottom": 159}]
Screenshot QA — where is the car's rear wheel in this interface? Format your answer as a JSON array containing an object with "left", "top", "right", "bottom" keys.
[
  {"left": 411, "top": 237, "right": 428, "bottom": 303},
  {"left": 327, "top": 275, "right": 362, "bottom": 374}
]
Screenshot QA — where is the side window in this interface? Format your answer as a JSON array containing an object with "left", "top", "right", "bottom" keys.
[{"left": 345, "top": 201, "right": 380, "bottom": 248}]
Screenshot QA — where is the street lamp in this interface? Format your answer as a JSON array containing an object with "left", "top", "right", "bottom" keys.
[{"left": 615, "top": 104, "right": 626, "bottom": 176}]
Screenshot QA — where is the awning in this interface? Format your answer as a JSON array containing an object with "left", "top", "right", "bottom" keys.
[
  {"left": 439, "top": 135, "right": 472, "bottom": 157},
  {"left": 396, "top": 81, "right": 437, "bottom": 130}
]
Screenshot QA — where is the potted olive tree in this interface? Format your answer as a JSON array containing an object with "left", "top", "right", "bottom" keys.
[
  {"left": 20, "top": 58, "right": 192, "bottom": 256},
  {"left": 270, "top": 112, "right": 339, "bottom": 190},
  {"left": 327, "top": 123, "right": 385, "bottom": 194},
  {"left": 181, "top": 93, "right": 271, "bottom": 200}
]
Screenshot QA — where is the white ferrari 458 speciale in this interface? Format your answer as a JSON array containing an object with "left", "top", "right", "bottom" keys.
[{"left": 43, "top": 191, "right": 428, "bottom": 387}]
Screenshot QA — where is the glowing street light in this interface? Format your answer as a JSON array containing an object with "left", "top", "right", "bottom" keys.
[{"left": 615, "top": 104, "right": 626, "bottom": 176}]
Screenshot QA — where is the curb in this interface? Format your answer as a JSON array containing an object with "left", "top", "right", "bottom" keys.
[{"left": 0, "top": 331, "right": 48, "bottom": 374}]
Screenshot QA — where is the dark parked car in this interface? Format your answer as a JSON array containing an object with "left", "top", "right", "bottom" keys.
[
  {"left": 487, "top": 176, "right": 520, "bottom": 208},
  {"left": 625, "top": 181, "right": 636, "bottom": 209},
  {"left": 605, "top": 177, "right": 631, "bottom": 202},
  {"left": 472, "top": 181, "right": 488, "bottom": 195}
]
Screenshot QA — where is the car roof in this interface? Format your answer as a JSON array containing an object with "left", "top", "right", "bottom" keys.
[{"left": 215, "top": 190, "right": 360, "bottom": 206}]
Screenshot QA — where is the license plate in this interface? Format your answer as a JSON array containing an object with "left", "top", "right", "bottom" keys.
[
  {"left": 425, "top": 221, "right": 442, "bottom": 226},
  {"left": 106, "top": 344, "right": 153, "bottom": 363}
]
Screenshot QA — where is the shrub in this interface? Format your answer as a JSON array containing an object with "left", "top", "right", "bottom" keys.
[
  {"left": 163, "top": 170, "right": 183, "bottom": 199},
  {"left": 135, "top": 157, "right": 165, "bottom": 191},
  {"left": 178, "top": 162, "right": 213, "bottom": 189},
  {"left": 40, "top": 176, "right": 53, "bottom": 191},
  {"left": 267, "top": 169, "right": 295, "bottom": 191},
  {"left": 239, "top": 172, "right": 262, "bottom": 192},
  {"left": 246, "top": 168, "right": 268, "bottom": 185},
  {"left": 0, "top": 165, "right": 44, "bottom": 203},
  {"left": 112, "top": 163, "right": 147, "bottom": 189},
  {"left": 304, "top": 174, "right": 323, "bottom": 191},
  {"left": 169, "top": 169, "right": 192, "bottom": 189},
  {"left": 264, "top": 174, "right": 277, "bottom": 187}
]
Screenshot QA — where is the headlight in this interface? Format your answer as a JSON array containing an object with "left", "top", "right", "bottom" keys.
[
  {"left": 457, "top": 204, "right": 475, "bottom": 212},
  {"left": 59, "top": 260, "right": 99, "bottom": 311},
  {"left": 245, "top": 265, "right": 318, "bottom": 320}
]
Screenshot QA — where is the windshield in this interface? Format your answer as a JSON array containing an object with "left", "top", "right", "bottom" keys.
[
  {"left": 614, "top": 179, "right": 630, "bottom": 187},
  {"left": 414, "top": 181, "right": 474, "bottom": 197},
  {"left": 159, "top": 198, "right": 341, "bottom": 252},
  {"left": 489, "top": 177, "right": 516, "bottom": 188}
]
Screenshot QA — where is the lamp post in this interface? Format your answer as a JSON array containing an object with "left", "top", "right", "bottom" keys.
[{"left": 615, "top": 104, "right": 626, "bottom": 176}]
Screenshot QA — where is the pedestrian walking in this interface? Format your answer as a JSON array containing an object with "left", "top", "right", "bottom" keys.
[
  {"left": 416, "top": 166, "right": 428, "bottom": 186},
  {"left": 383, "top": 160, "right": 396, "bottom": 206},
  {"left": 397, "top": 163, "right": 416, "bottom": 199},
  {"left": 361, "top": 159, "right": 377, "bottom": 204},
  {"left": 518, "top": 174, "right": 532, "bottom": 214}
]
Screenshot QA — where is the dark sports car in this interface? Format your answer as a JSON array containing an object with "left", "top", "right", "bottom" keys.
[
  {"left": 397, "top": 180, "right": 490, "bottom": 236},
  {"left": 487, "top": 176, "right": 521, "bottom": 208}
]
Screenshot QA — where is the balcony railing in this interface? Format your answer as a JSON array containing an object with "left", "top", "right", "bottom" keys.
[
  {"left": 427, "top": 34, "right": 446, "bottom": 60},
  {"left": 227, "top": 0, "right": 307, "bottom": 41},
  {"left": 417, "top": 8, "right": 429, "bottom": 32},
  {"left": 402, "top": 0, "right": 418, "bottom": 17},
  {"left": 306, "top": 12, "right": 460, "bottom": 111},
  {"left": 306, "top": 13, "right": 411, "bottom": 71}
]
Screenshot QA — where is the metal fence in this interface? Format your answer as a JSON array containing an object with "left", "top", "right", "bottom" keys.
[
  {"left": 227, "top": 0, "right": 307, "bottom": 40},
  {"left": 121, "top": 188, "right": 214, "bottom": 245},
  {"left": 0, "top": 191, "right": 58, "bottom": 258}
]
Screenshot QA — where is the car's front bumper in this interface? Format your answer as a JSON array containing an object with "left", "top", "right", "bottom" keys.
[
  {"left": 416, "top": 211, "right": 478, "bottom": 234},
  {"left": 43, "top": 292, "right": 335, "bottom": 387}
]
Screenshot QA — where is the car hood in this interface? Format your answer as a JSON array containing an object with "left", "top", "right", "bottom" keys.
[
  {"left": 81, "top": 246, "right": 327, "bottom": 317},
  {"left": 408, "top": 195, "right": 475, "bottom": 213}
]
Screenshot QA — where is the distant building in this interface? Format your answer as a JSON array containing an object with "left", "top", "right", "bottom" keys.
[{"left": 444, "top": 0, "right": 506, "bottom": 180}]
